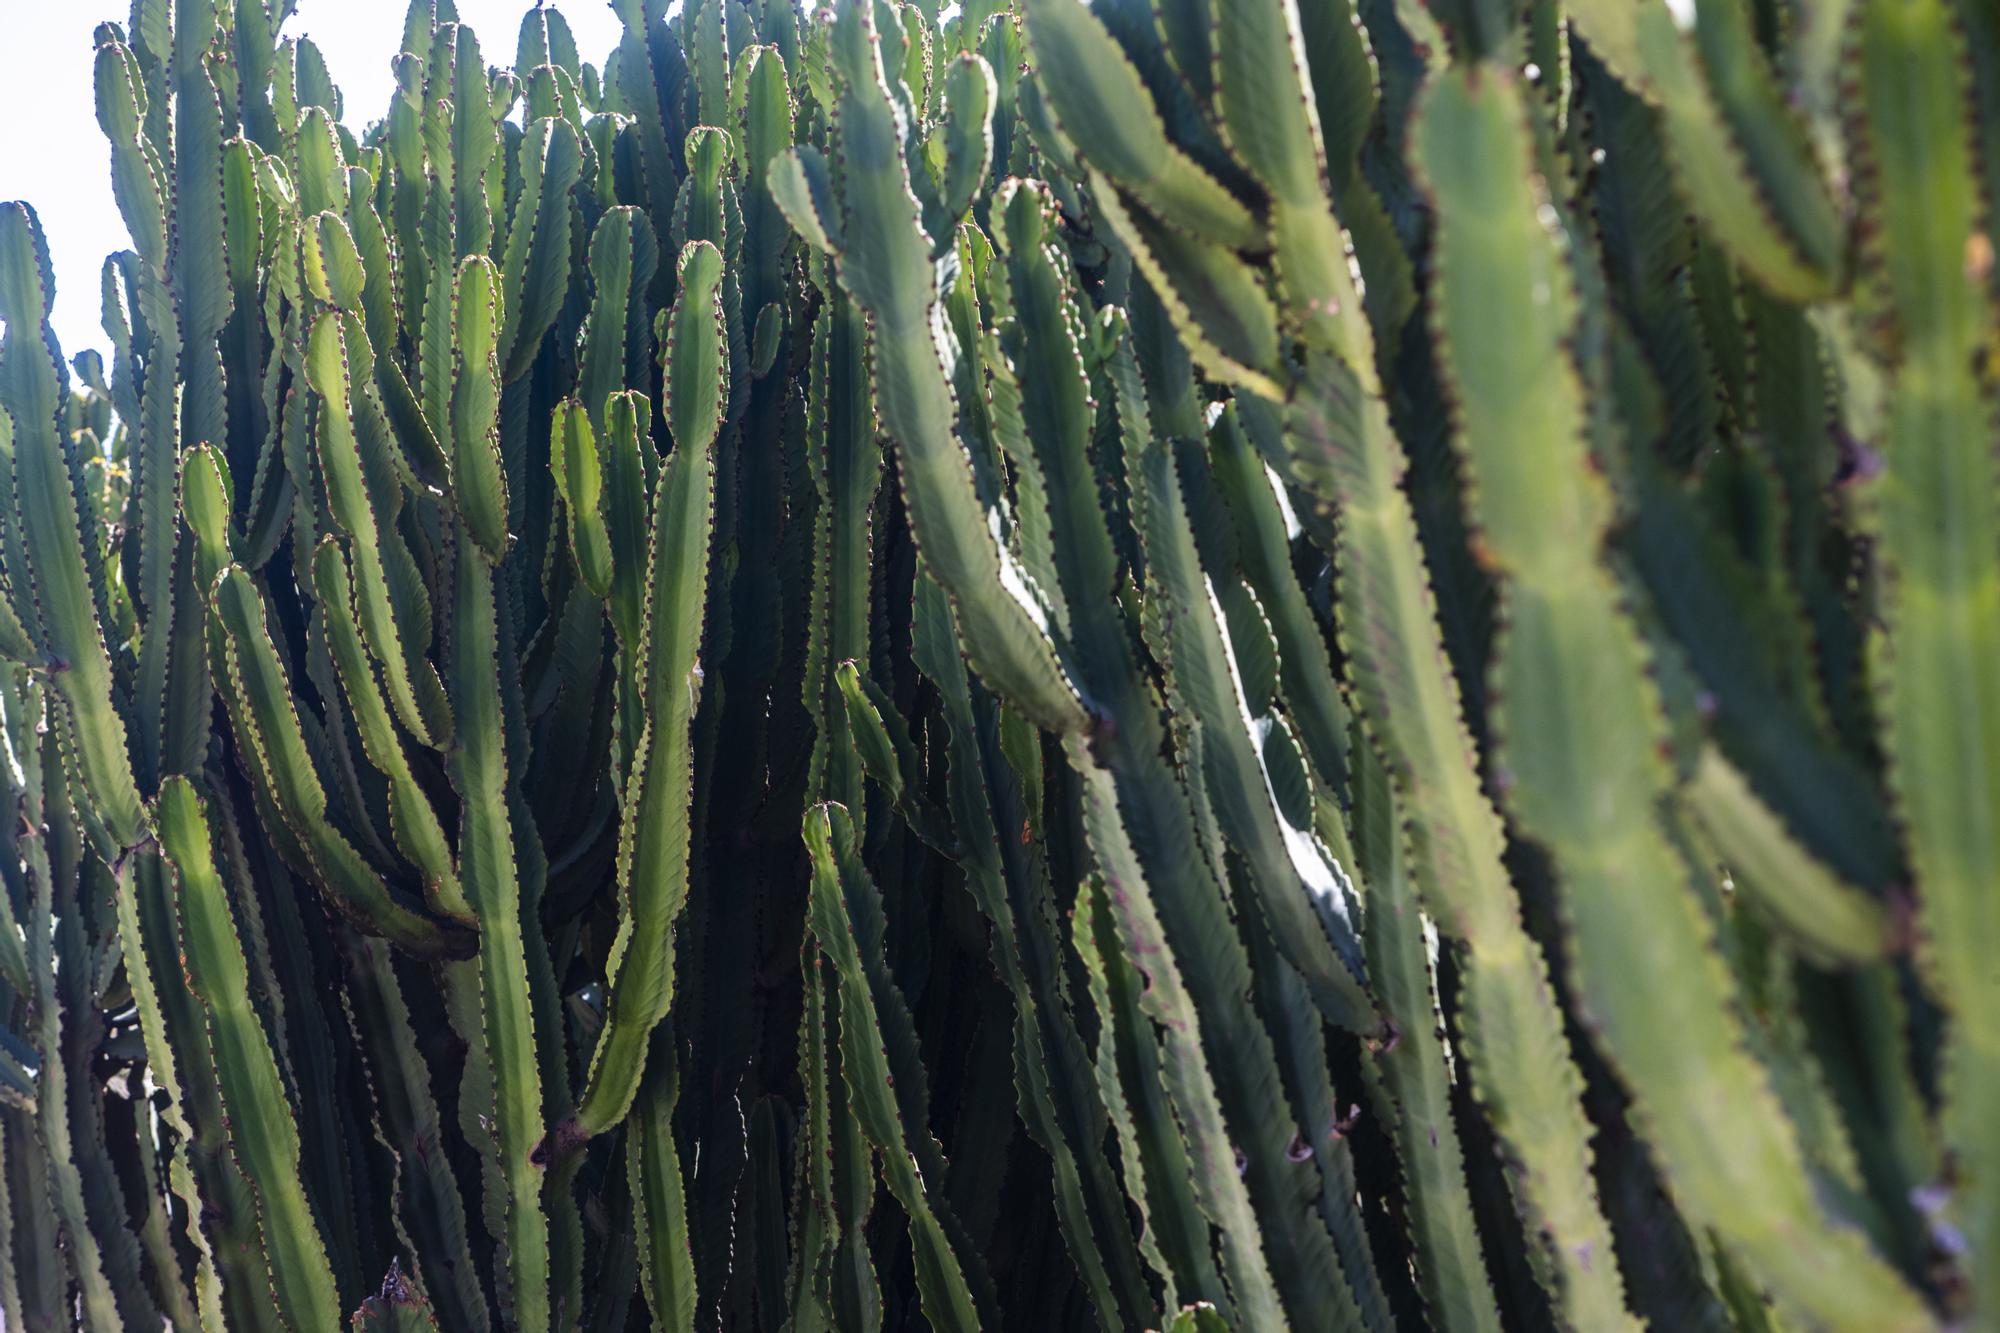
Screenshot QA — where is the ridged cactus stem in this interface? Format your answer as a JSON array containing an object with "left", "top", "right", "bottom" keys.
[
  {"left": 804, "top": 803, "right": 982, "bottom": 1333},
  {"left": 1413, "top": 63, "right": 1927, "bottom": 1329},
  {"left": 568, "top": 239, "right": 720, "bottom": 1140},
  {"left": 1010, "top": 10, "right": 1639, "bottom": 1317},
  {"left": 17, "top": 713, "right": 125, "bottom": 1331},
  {"left": 788, "top": 1, "right": 1087, "bottom": 736},
  {"left": 210, "top": 565, "right": 471, "bottom": 957},
  {"left": 905, "top": 570, "right": 1154, "bottom": 1330},
  {"left": 0, "top": 3, "right": 1981, "bottom": 1327},
  {"left": 303, "top": 311, "right": 451, "bottom": 748},
  {"left": 0, "top": 204, "right": 145, "bottom": 848},
  {"left": 157, "top": 775, "right": 342, "bottom": 1331},
  {"left": 1850, "top": 0, "right": 2000, "bottom": 1313},
  {"left": 446, "top": 523, "right": 550, "bottom": 1331}
]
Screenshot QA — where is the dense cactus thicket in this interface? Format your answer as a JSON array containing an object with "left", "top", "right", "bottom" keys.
[{"left": 0, "top": 0, "right": 1993, "bottom": 1326}]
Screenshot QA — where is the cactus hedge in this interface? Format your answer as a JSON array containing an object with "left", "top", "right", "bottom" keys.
[{"left": 0, "top": 0, "right": 1991, "bottom": 1326}]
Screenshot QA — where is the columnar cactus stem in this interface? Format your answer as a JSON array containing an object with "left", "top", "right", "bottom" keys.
[{"left": 0, "top": 1, "right": 1984, "bottom": 1327}]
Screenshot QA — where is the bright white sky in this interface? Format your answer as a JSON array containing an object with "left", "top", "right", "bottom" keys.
[{"left": 0, "top": 0, "right": 625, "bottom": 362}]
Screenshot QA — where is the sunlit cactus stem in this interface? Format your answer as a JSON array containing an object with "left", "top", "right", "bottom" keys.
[{"left": 0, "top": 0, "right": 1986, "bottom": 1328}]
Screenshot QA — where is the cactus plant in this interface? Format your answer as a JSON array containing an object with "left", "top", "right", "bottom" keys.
[{"left": 0, "top": 0, "right": 1991, "bottom": 1328}]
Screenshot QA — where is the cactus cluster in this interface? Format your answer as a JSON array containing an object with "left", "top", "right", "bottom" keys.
[{"left": 0, "top": 0, "right": 1992, "bottom": 1327}]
